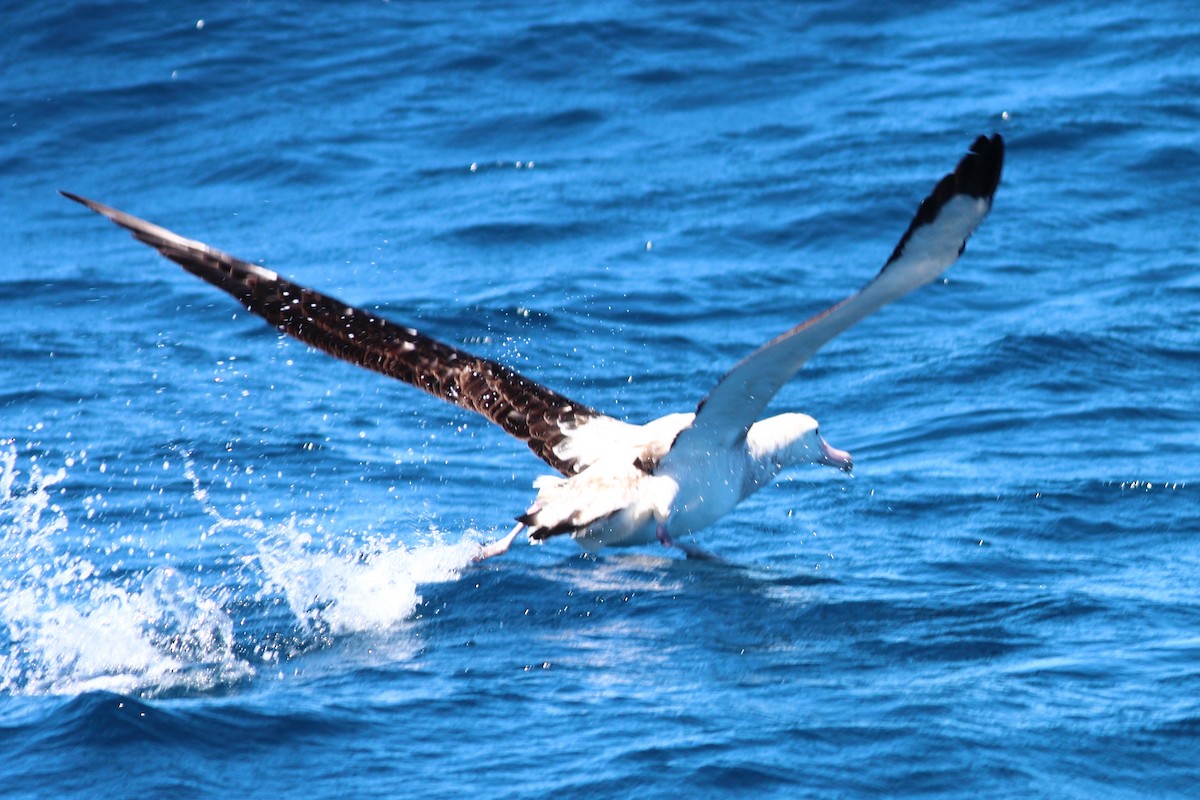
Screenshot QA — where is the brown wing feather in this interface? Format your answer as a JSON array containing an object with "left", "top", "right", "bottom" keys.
[{"left": 61, "top": 191, "right": 600, "bottom": 475}]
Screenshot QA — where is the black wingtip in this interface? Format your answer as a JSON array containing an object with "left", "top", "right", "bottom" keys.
[
  {"left": 60, "top": 189, "right": 89, "bottom": 207},
  {"left": 961, "top": 133, "right": 1005, "bottom": 201},
  {"left": 60, "top": 190, "right": 126, "bottom": 224},
  {"left": 930, "top": 133, "right": 1005, "bottom": 209},
  {"left": 59, "top": 190, "right": 197, "bottom": 255},
  {"left": 883, "top": 134, "right": 1004, "bottom": 268}
]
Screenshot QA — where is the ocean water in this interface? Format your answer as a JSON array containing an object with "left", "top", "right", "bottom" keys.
[{"left": 2, "top": 1, "right": 1198, "bottom": 796}]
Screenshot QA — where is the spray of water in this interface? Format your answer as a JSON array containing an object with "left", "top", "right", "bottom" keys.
[
  {"left": 0, "top": 442, "right": 483, "bottom": 697},
  {"left": 0, "top": 442, "right": 249, "bottom": 695}
]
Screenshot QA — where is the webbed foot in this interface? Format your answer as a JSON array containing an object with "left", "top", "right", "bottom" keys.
[{"left": 475, "top": 523, "right": 524, "bottom": 561}]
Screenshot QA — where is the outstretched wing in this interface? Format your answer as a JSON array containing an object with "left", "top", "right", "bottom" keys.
[
  {"left": 61, "top": 191, "right": 616, "bottom": 476},
  {"left": 667, "top": 134, "right": 1004, "bottom": 460}
]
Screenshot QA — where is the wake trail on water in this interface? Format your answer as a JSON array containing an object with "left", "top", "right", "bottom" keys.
[{"left": 0, "top": 442, "right": 482, "bottom": 698}]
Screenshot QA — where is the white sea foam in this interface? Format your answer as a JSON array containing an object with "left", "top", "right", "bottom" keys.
[
  {"left": 254, "top": 520, "right": 480, "bottom": 636},
  {"left": 0, "top": 570, "right": 247, "bottom": 696},
  {"left": 0, "top": 442, "right": 252, "bottom": 696},
  {"left": 180, "top": 452, "right": 482, "bottom": 638},
  {"left": 0, "top": 443, "right": 484, "bottom": 697}
]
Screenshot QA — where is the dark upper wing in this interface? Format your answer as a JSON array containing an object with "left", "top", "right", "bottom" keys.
[
  {"left": 664, "top": 134, "right": 1005, "bottom": 460},
  {"left": 61, "top": 191, "right": 605, "bottom": 475}
]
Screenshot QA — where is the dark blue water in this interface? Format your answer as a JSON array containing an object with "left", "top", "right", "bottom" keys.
[{"left": 3, "top": 1, "right": 1198, "bottom": 797}]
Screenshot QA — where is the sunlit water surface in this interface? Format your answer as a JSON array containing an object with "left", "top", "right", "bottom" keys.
[{"left": 2, "top": 2, "right": 1198, "bottom": 797}]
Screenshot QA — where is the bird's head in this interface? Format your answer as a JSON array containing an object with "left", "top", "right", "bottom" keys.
[{"left": 748, "top": 413, "right": 853, "bottom": 474}]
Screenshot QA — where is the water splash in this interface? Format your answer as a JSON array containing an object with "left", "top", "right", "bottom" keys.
[
  {"left": 254, "top": 521, "right": 481, "bottom": 637},
  {"left": 0, "top": 569, "right": 248, "bottom": 697},
  {"left": 0, "top": 443, "right": 486, "bottom": 697},
  {"left": 180, "top": 452, "right": 482, "bottom": 640},
  {"left": 0, "top": 442, "right": 250, "bottom": 697}
]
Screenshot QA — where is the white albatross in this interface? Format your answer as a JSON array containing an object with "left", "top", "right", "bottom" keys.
[{"left": 62, "top": 133, "right": 1003, "bottom": 561}]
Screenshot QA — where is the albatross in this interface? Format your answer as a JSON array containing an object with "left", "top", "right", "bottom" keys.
[{"left": 62, "top": 133, "right": 1003, "bottom": 561}]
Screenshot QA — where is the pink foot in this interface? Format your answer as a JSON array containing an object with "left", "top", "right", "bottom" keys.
[{"left": 656, "top": 522, "right": 673, "bottom": 548}]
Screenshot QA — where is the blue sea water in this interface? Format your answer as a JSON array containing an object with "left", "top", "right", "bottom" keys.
[{"left": 2, "top": 0, "right": 1199, "bottom": 796}]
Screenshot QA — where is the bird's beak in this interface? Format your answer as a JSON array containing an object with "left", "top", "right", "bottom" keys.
[{"left": 818, "top": 436, "right": 853, "bottom": 472}]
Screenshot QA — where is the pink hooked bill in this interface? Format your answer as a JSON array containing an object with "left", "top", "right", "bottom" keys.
[{"left": 818, "top": 436, "right": 854, "bottom": 472}]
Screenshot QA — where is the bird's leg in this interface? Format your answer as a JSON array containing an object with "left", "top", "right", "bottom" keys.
[
  {"left": 656, "top": 521, "right": 673, "bottom": 548},
  {"left": 475, "top": 523, "right": 524, "bottom": 561}
]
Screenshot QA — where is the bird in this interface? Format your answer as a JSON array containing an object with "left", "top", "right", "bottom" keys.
[{"left": 62, "top": 133, "right": 1003, "bottom": 561}]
